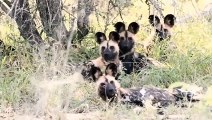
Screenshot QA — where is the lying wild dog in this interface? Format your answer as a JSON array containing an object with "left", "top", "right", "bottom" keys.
[
  {"left": 114, "top": 22, "right": 153, "bottom": 74},
  {"left": 149, "top": 14, "right": 176, "bottom": 42},
  {"left": 114, "top": 22, "right": 167, "bottom": 74},
  {"left": 143, "top": 14, "right": 177, "bottom": 57},
  {"left": 96, "top": 63, "right": 202, "bottom": 107},
  {"left": 96, "top": 63, "right": 122, "bottom": 103},
  {"left": 81, "top": 31, "right": 122, "bottom": 81}
]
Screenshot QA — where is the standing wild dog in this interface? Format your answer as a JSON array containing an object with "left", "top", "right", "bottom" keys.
[
  {"left": 143, "top": 14, "right": 176, "bottom": 56},
  {"left": 114, "top": 22, "right": 152, "bottom": 74},
  {"left": 81, "top": 31, "right": 122, "bottom": 81}
]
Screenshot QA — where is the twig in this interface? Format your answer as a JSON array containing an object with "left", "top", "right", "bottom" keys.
[
  {"left": 0, "top": 0, "right": 11, "bottom": 14},
  {"left": 148, "top": 0, "right": 164, "bottom": 18},
  {"left": 145, "top": 0, "right": 151, "bottom": 16},
  {"left": 94, "top": 4, "right": 101, "bottom": 29},
  {"left": 118, "top": 6, "right": 124, "bottom": 22},
  {"left": 103, "top": 0, "right": 112, "bottom": 33},
  {"left": 111, "top": 7, "right": 124, "bottom": 24},
  {"left": 63, "top": 7, "right": 76, "bottom": 67},
  {"left": 109, "top": 0, "right": 125, "bottom": 23}
]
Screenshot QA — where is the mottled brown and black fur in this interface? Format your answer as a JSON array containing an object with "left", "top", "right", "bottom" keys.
[
  {"left": 81, "top": 63, "right": 103, "bottom": 82},
  {"left": 96, "top": 63, "right": 121, "bottom": 102},
  {"left": 148, "top": 14, "right": 176, "bottom": 41},
  {"left": 96, "top": 64, "right": 176, "bottom": 107},
  {"left": 114, "top": 22, "right": 152, "bottom": 74},
  {"left": 120, "top": 87, "right": 176, "bottom": 107},
  {"left": 81, "top": 31, "right": 122, "bottom": 81},
  {"left": 143, "top": 14, "right": 176, "bottom": 57},
  {"left": 96, "top": 64, "right": 200, "bottom": 109},
  {"left": 114, "top": 22, "right": 139, "bottom": 56}
]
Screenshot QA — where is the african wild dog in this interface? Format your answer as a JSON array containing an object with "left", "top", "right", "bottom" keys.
[
  {"left": 114, "top": 22, "right": 139, "bottom": 56},
  {"left": 148, "top": 14, "right": 176, "bottom": 41},
  {"left": 96, "top": 63, "right": 175, "bottom": 107},
  {"left": 96, "top": 63, "right": 121, "bottom": 103},
  {"left": 96, "top": 64, "right": 201, "bottom": 108},
  {"left": 81, "top": 31, "right": 122, "bottom": 82},
  {"left": 143, "top": 14, "right": 176, "bottom": 58},
  {"left": 114, "top": 22, "right": 152, "bottom": 74}
]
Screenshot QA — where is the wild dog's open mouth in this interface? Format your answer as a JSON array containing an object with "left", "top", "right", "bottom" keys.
[{"left": 105, "top": 93, "right": 118, "bottom": 103}]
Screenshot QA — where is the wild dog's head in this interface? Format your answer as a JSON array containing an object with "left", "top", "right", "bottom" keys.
[
  {"left": 114, "top": 22, "right": 140, "bottom": 55},
  {"left": 148, "top": 14, "right": 176, "bottom": 41},
  {"left": 96, "top": 63, "right": 120, "bottom": 102},
  {"left": 95, "top": 31, "right": 120, "bottom": 63}
]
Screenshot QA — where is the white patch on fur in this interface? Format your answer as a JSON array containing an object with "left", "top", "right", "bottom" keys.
[
  {"left": 140, "top": 88, "right": 146, "bottom": 95},
  {"left": 100, "top": 36, "right": 104, "bottom": 40},
  {"left": 121, "top": 95, "right": 130, "bottom": 102},
  {"left": 149, "top": 95, "right": 154, "bottom": 100}
]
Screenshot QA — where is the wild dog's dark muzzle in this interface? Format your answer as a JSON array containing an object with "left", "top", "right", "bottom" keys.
[
  {"left": 105, "top": 83, "right": 117, "bottom": 98},
  {"left": 102, "top": 49, "right": 118, "bottom": 62},
  {"left": 99, "top": 82, "right": 117, "bottom": 100},
  {"left": 119, "top": 40, "right": 134, "bottom": 54}
]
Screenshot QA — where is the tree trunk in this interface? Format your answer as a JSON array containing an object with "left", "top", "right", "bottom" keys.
[
  {"left": 0, "top": 0, "right": 43, "bottom": 46},
  {"left": 10, "top": 0, "right": 43, "bottom": 45},
  {"left": 0, "top": 0, "right": 94, "bottom": 46},
  {"left": 75, "top": 0, "right": 94, "bottom": 44},
  {"left": 36, "top": 0, "right": 68, "bottom": 46}
]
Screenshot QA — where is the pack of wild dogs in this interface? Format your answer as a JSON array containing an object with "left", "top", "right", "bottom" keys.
[{"left": 80, "top": 14, "right": 202, "bottom": 108}]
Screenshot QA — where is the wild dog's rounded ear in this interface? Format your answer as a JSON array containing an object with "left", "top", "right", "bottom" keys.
[
  {"left": 105, "top": 63, "right": 118, "bottom": 77},
  {"left": 148, "top": 15, "right": 160, "bottom": 26},
  {"left": 95, "top": 32, "right": 106, "bottom": 44},
  {"left": 128, "top": 22, "right": 140, "bottom": 34},
  {"left": 114, "top": 22, "right": 125, "bottom": 33},
  {"left": 109, "top": 31, "right": 120, "bottom": 43},
  {"left": 164, "top": 14, "right": 176, "bottom": 28}
]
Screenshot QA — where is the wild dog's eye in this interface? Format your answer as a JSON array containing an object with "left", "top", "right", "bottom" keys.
[
  {"left": 101, "top": 46, "right": 105, "bottom": 50},
  {"left": 110, "top": 46, "right": 115, "bottom": 51},
  {"left": 110, "top": 81, "right": 114, "bottom": 84},
  {"left": 128, "top": 37, "right": 132, "bottom": 40},
  {"left": 120, "top": 37, "right": 124, "bottom": 40}
]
